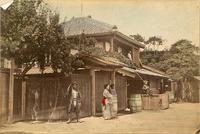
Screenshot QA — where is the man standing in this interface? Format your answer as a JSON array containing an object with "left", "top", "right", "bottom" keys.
[{"left": 66, "top": 82, "right": 81, "bottom": 123}]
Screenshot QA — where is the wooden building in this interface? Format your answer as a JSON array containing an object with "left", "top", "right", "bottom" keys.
[
  {"left": 1, "top": 16, "right": 170, "bottom": 122},
  {"left": 13, "top": 56, "right": 125, "bottom": 120},
  {"left": 189, "top": 76, "right": 200, "bottom": 103},
  {"left": 62, "top": 16, "right": 145, "bottom": 66}
]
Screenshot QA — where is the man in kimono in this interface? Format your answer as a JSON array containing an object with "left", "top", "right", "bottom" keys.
[
  {"left": 66, "top": 82, "right": 81, "bottom": 123},
  {"left": 142, "top": 80, "right": 152, "bottom": 96},
  {"left": 102, "top": 84, "right": 113, "bottom": 120}
]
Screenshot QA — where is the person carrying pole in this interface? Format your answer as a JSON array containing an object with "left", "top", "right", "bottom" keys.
[{"left": 65, "top": 82, "right": 81, "bottom": 123}]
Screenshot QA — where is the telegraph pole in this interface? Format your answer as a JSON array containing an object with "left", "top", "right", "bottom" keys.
[{"left": 81, "top": 0, "right": 83, "bottom": 16}]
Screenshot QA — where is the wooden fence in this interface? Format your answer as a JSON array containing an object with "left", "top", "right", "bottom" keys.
[
  {"left": 0, "top": 68, "right": 9, "bottom": 123},
  {"left": 24, "top": 74, "right": 91, "bottom": 120}
]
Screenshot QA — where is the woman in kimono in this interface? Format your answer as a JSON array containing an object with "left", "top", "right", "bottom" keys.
[
  {"left": 110, "top": 84, "right": 118, "bottom": 118},
  {"left": 102, "top": 84, "right": 113, "bottom": 120}
]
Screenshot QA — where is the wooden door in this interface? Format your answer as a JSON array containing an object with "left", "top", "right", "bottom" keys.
[
  {"left": 95, "top": 71, "right": 111, "bottom": 113},
  {"left": 115, "top": 74, "right": 127, "bottom": 111}
]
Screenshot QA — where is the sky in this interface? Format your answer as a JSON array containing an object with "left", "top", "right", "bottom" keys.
[{"left": 45, "top": 0, "right": 199, "bottom": 49}]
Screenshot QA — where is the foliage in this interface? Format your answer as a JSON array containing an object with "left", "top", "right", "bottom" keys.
[
  {"left": 1, "top": 0, "right": 50, "bottom": 69},
  {"left": 130, "top": 34, "right": 146, "bottom": 44},
  {"left": 79, "top": 47, "right": 138, "bottom": 69},
  {"left": 140, "top": 39, "right": 200, "bottom": 80},
  {"left": 0, "top": 0, "right": 77, "bottom": 75},
  {"left": 70, "top": 33, "right": 138, "bottom": 69},
  {"left": 146, "top": 36, "right": 164, "bottom": 54},
  {"left": 130, "top": 34, "right": 164, "bottom": 53}
]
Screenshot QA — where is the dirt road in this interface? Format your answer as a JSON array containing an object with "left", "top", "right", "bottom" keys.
[{"left": 0, "top": 103, "right": 199, "bottom": 134}]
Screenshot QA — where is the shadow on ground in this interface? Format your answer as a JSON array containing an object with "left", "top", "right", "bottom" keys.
[{"left": 0, "top": 132, "right": 32, "bottom": 134}]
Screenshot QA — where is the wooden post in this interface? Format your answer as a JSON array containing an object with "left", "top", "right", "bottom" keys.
[
  {"left": 110, "top": 36, "right": 114, "bottom": 52},
  {"left": 90, "top": 68, "right": 96, "bottom": 116},
  {"left": 21, "top": 80, "right": 26, "bottom": 119},
  {"left": 125, "top": 78, "right": 128, "bottom": 108},
  {"left": 111, "top": 69, "right": 116, "bottom": 89},
  {"left": 132, "top": 47, "right": 135, "bottom": 63},
  {"left": 8, "top": 59, "right": 14, "bottom": 122},
  {"left": 199, "top": 86, "right": 200, "bottom": 103}
]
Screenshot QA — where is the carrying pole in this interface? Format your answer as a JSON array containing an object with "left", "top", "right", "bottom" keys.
[{"left": 134, "top": 70, "right": 145, "bottom": 82}]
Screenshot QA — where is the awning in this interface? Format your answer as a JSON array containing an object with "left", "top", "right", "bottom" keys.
[
  {"left": 83, "top": 56, "right": 125, "bottom": 68},
  {"left": 117, "top": 67, "right": 168, "bottom": 79},
  {"left": 136, "top": 68, "right": 167, "bottom": 78},
  {"left": 117, "top": 67, "right": 136, "bottom": 78}
]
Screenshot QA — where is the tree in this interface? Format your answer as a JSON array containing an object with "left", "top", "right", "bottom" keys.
[
  {"left": 146, "top": 36, "right": 163, "bottom": 55},
  {"left": 0, "top": 0, "right": 76, "bottom": 75},
  {"left": 1, "top": 0, "right": 49, "bottom": 72},
  {"left": 141, "top": 39, "right": 200, "bottom": 80},
  {"left": 130, "top": 34, "right": 146, "bottom": 44}
]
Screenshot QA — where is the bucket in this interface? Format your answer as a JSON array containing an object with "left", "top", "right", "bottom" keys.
[{"left": 128, "top": 94, "right": 142, "bottom": 113}]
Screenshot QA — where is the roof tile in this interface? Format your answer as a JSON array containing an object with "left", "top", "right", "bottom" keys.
[{"left": 63, "top": 17, "right": 115, "bottom": 36}]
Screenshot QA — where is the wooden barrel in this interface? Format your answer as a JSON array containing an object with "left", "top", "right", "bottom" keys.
[
  {"left": 111, "top": 96, "right": 118, "bottom": 118},
  {"left": 128, "top": 94, "right": 142, "bottom": 113},
  {"left": 160, "top": 93, "right": 169, "bottom": 110},
  {"left": 167, "top": 91, "right": 174, "bottom": 104},
  {"left": 142, "top": 94, "right": 161, "bottom": 110}
]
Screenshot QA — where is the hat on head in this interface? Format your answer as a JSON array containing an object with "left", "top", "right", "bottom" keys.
[
  {"left": 72, "top": 81, "right": 78, "bottom": 85},
  {"left": 144, "top": 80, "right": 148, "bottom": 84}
]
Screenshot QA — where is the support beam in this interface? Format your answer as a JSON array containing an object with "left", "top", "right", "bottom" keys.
[
  {"left": 21, "top": 80, "right": 26, "bottom": 119},
  {"left": 8, "top": 59, "right": 14, "bottom": 122},
  {"left": 111, "top": 69, "right": 116, "bottom": 89},
  {"left": 132, "top": 47, "right": 135, "bottom": 63},
  {"left": 125, "top": 79, "right": 128, "bottom": 108},
  {"left": 132, "top": 47, "right": 140, "bottom": 65},
  {"left": 90, "top": 69, "right": 96, "bottom": 116},
  {"left": 110, "top": 36, "right": 114, "bottom": 52}
]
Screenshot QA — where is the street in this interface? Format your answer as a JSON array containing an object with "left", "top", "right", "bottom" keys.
[{"left": 0, "top": 103, "right": 200, "bottom": 134}]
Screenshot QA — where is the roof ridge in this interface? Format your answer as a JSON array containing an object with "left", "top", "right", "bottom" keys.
[{"left": 70, "top": 16, "right": 114, "bottom": 25}]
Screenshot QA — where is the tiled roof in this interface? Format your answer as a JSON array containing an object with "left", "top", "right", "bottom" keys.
[
  {"left": 118, "top": 67, "right": 169, "bottom": 79},
  {"left": 26, "top": 67, "right": 54, "bottom": 75},
  {"left": 142, "top": 65, "right": 168, "bottom": 76},
  {"left": 83, "top": 56, "right": 125, "bottom": 68},
  {"left": 62, "top": 16, "right": 116, "bottom": 36},
  {"left": 62, "top": 16, "right": 145, "bottom": 48},
  {"left": 26, "top": 57, "right": 123, "bottom": 75}
]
